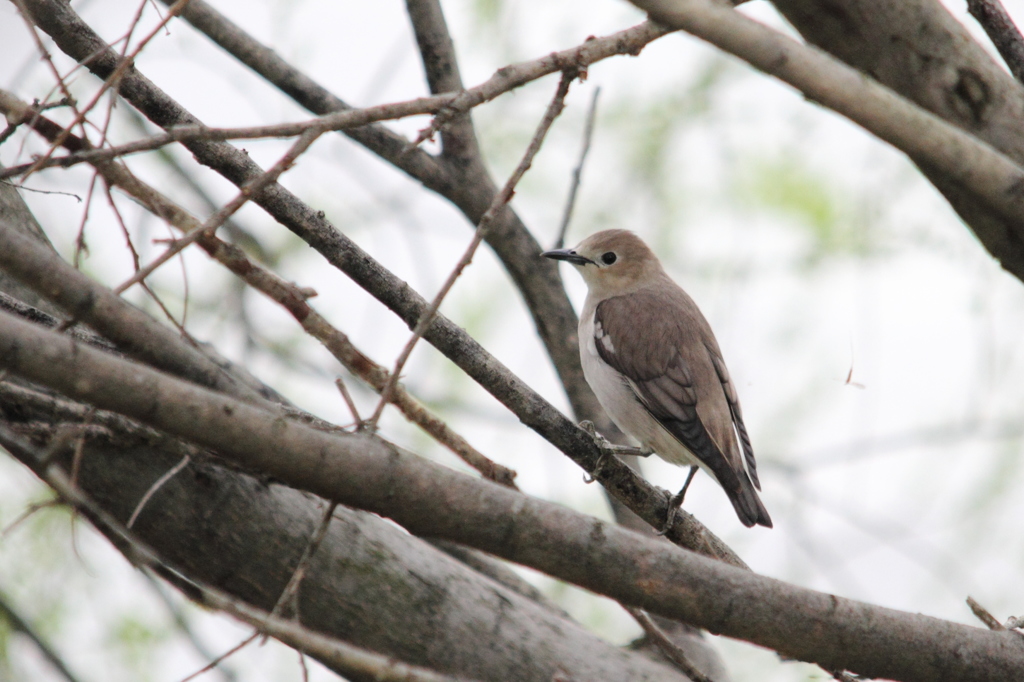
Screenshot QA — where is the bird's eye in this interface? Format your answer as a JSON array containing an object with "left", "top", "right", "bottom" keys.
[{"left": 601, "top": 252, "right": 617, "bottom": 265}]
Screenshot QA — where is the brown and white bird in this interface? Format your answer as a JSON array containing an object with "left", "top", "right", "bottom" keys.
[{"left": 543, "top": 229, "right": 771, "bottom": 528}]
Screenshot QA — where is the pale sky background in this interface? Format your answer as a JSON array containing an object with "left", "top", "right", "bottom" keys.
[{"left": 1, "top": 0, "right": 1023, "bottom": 680}]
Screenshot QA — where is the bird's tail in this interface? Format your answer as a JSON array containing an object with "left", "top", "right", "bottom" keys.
[{"left": 727, "top": 472, "right": 772, "bottom": 528}]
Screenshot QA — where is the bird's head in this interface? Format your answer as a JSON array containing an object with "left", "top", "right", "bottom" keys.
[{"left": 542, "top": 229, "right": 663, "bottom": 298}]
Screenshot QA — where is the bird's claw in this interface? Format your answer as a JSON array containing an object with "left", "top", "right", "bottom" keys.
[
  {"left": 579, "top": 420, "right": 615, "bottom": 483},
  {"left": 578, "top": 421, "right": 654, "bottom": 483}
]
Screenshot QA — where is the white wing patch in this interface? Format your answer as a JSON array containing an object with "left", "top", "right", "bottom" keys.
[{"left": 594, "top": 319, "right": 616, "bottom": 354}]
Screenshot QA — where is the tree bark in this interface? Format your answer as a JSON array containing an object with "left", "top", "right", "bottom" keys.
[{"left": 772, "top": 0, "right": 1024, "bottom": 276}]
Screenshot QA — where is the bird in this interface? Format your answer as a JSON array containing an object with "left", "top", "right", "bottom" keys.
[{"left": 542, "top": 229, "right": 771, "bottom": 528}]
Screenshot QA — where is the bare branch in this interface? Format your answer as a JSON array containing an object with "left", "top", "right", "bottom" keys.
[
  {"left": 179, "top": 634, "right": 258, "bottom": 682},
  {"left": 626, "top": 608, "right": 713, "bottom": 682},
  {"left": 127, "top": 454, "right": 190, "bottom": 528},
  {"left": 968, "top": 596, "right": 1007, "bottom": 631},
  {"left": 628, "top": 0, "right": 1024, "bottom": 283},
  {"left": 199, "top": 586, "right": 483, "bottom": 682},
  {"left": 0, "top": 95, "right": 459, "bottom": 180},
  {"left": 267, "top": 501, "right": 338, "bottom": 625},
  {"left": 0, "top": 182, "right": 278, "bottom": 408},
  {"left": 967, "top": 0, "right": 1024, "bottom": 84},
  {"left": 113, "top": 127, "right": 323, "bottom": 295},
  {"left": 14, "top": 0, "right": 192, "bottom": 181}
]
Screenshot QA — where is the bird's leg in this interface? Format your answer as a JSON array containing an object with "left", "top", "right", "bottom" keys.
[
  {"left": 577, "top": 420, "right": 651, "bottom": 483},
  {"left": 659, "top": 465, "right": 699, "bottom": 535},
  {"left": 578, "top": 420, "right": 610, "bottom": 483}
]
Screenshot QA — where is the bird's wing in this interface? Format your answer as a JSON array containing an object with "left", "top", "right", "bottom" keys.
[
  {"left": 593, "top": 290, "right": 744, "bottom": 493},
  {"left": 704, "top": 344, "right": 760, "bottom": 489}
]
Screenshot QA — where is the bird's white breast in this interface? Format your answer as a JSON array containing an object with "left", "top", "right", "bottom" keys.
[{"left": 579, "top": 300, "right": 704, "bottom": 470}]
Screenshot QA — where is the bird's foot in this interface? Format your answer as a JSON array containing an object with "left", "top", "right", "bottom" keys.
[
  {"left": 578, "top": 420, "right": 631, "bottom": 482},
  {"left": 658, "top": 465, "right": 699, "bottom": 536},
  {"left": 579, "top": 420, "right": 610, "bottom": 483}
]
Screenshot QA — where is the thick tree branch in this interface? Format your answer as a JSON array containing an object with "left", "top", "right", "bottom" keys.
[
  {"left": 628, "top": 0, "right": 1024, "bottom": 283},
  {"left": 766, "top": 0, "right": 1024, "bottom": 282},
  {"left": 0, "top": 171, "right": 281, "bottom": 410},
  {"left": 19, "top": 0, "right": 733, "bottom": 561},
  {"left": 0, "top": 374, "right": 684, "bottom": 682},
  {"left": 1, "top": 311, "right": 1022, "bottom": 682}
]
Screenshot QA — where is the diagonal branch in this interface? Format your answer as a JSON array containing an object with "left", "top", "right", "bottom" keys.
[
  {"left": 627, "top": 0, "right": 1024, "bottom": 283},
  {"left": 0, "top": 591, "right": 84, "bottom": 682},
  {"left": 967, "top": 0, "right": 1024, "bottom": 84}
]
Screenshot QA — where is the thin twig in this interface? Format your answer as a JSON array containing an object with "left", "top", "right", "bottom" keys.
[
  {"left": 554, "top": 86, "right": 600, "bottom": 249},
  {"left": 0, "top": 590, "right": 85, "bottom": 682},
  {"left": 967, "top": 0, "right": 1024, "bottom": 84},
  {"left": 9, "top": 0, "right": 87, "bottom": 138},
  {"left": 71, "top": 171, "right": 98, "bottom": 267},
  {"left": 16, "top": 0, "right": 193, "bottom": 182},
  {"left": 113, "top": 126, "right": 323, "bottom": 295},
  {"left": 127, "top": 454, "right": 190, "bottom": 528},
  {"left": 196, "top": 576, "right": 482, "bottom": 682},
  {"left": 334, "top": 377, "right": 362, "bottom": 428},
  {"left": 0, "top": 95, "right": 454, "bottom": 180},
  {"left": 179, "top": 634, "right": 259, "bottom": 682},
  {"left": 365, "top": 69, "right": 578, "bottom": 431},
  {"left": 266, "top": 501, "right": 338, "bottom": 632},
  {"left": 143, "top": 573, "right": 238, "bottom": 682},
  {"left": 625, "top": 607, "right": 713, "bottom": 682}
]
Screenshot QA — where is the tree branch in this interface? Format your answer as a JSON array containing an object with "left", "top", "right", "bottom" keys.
[
  {"left": 767, "top": 0, "right": 1024, "bottom": 283},
  {"left": 627, "top": 0, "right": 1024, "bottom": 283},
  {"left": 0, "top": 591, "right": 84, "bottom": 682},
  {"left": 1, "top": 310, "right": 1022, "bottom": 682},
  {"left": 967, "top": 0, "right": 1024, "bottom": 84}
]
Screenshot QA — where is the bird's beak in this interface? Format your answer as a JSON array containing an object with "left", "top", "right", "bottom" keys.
[{"left": 541, "top": 248, "right": 594, "bottom": 266}]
